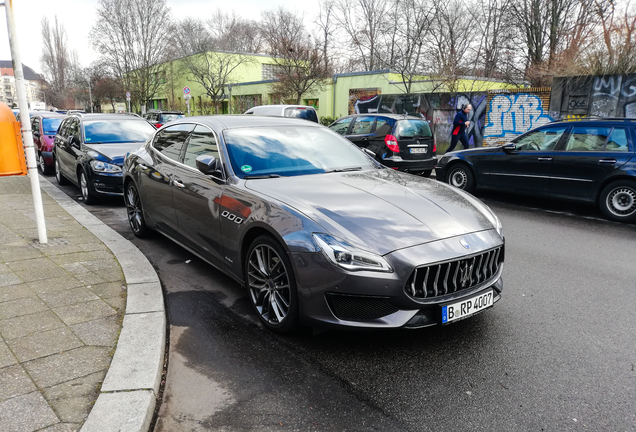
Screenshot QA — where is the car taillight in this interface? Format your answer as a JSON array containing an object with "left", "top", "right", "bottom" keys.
[
  {"left": 155, "top": 123, "right": 162, "bottom": 128},
  {"left": 433, "top": 137, "right": 437, "bottom": 153},
  {"left": 384, "top": 134, "right": 400, "bottom": 152}
]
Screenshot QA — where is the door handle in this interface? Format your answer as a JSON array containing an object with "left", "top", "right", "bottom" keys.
[
  {"left": 537, "top": 157, "right": 552, "bottom": 161},
  {"left": 598, "top": 159, "right": 616, "bottom": 164},
  {"left": 172, "top": 180, "right": 185, "bottom": 188}
]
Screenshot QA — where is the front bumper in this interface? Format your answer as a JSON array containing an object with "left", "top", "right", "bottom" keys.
[
  {"left": 89, "top": 171, "right": 125, "bottom": 196},
  {"left": 292, "top": 229, "right": 504, "bottom": 330}
]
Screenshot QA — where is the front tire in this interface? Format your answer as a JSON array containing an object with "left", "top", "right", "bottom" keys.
[
  {"left": 54, "top": 157, "right": 69, "bottom": 185},
  {"left": 125, "top": 182, "right": 151, "bottom": 237},
  {"left": 79, "top": 169, "right": 97, "bottom": 205},
  {"left": 446, "top": 163, "right": 475, "bottom": 193},
  {"left": 599, "top": 180, "right": 636, "bottom": 223},
  {"left": 245, "top": 235, "right": 299, "bottom": 333},
  {"left": 39, "top": 153, "right": 52, "bottom": 175}
]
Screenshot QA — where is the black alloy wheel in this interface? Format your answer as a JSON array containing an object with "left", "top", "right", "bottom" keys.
[
  {"left": 39, "top": 153, "right": 52, "bottom": 175},
  {"left": 446, "top": 163, "right": 475, "bottom": 193},
  {"left": 599, "top": 180, "right": 636, "bottom": 223},
  {"left": 79, "top": 169, "right": 96, "bottom": 205},
  {"left": 245, "top": 235, "right": 299, "bottom": 333},
  {"left": 125, "top": 183, "right": 151, "bottom": 237},
  {"left": 54, "top": 157, "right": 68, "bottom": 185}
]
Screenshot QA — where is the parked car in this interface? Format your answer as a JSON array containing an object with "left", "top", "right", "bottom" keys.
[
  {"left": 53, "top": 113, "right": 156, "bottom": 204},
  {"left": 328, "top": 114, "right": 437, "bottom": 176},
  {"left": 123, "top": 115, "right": 505, "bottom": 333},
  {"left": 144, "top": 109, "right": 185, "bottom": 128},
  {"left": 244, "top": 105, "right": 319, "bottom": 123},
  {"left": 30, "top": 112, "right": 66, "bottom": 175},
  {"left": 435, "top": 118, "right": 636, "bottom": 223}
]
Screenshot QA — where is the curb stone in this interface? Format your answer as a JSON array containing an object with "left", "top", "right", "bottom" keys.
[{"left": 39, "top": 178, "right": 165, "bottom": 432}]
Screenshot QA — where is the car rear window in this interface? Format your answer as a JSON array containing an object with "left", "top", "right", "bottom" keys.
[
  {"left": 160, "top": 114, "right": 185, "bottom": 123},
  {"left": 284, "top": 107, "right": 318, "bottom": 123},
  {"left": 396, "top": 120, "right": 432, "bottom": 139}
]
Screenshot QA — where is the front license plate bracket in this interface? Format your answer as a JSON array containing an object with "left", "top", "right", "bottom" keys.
[{"left": 440, "top": 290, "right": 494, "bottom": 324}]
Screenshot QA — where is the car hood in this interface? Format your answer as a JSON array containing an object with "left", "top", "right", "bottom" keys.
[
  {"left": 245, "top": 169, "right": 499, "bottom": 255},
  {"left": 84, "top": 142, "right": 145, "bottom": 165}
]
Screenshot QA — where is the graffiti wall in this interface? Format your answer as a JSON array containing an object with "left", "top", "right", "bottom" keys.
[
  {"left": 348, "top": 91, "right": 489, "bottom": 152},
  {"left": 550, "top": 74, "right": 636, "bottom": 120},
  {"left": 482, "top": 88, "right": 553, "bottom": 146}
]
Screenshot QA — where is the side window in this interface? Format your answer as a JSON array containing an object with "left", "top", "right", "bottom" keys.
[
  {"left": 67, "top": 120, "right": 80, "bottom": 141},
  {"left": 605, "top": 128, "right": 629, "bottom": 152},
  {"left": 183, "top": 125, "right": 219, "bottom": 169},
  {"left": 514, "top": 127, "right": 567, "bottom": 151},
  {"left": 152, "top": 123, "right": 194, "bottom": 161},
  {"left": 57, "top": 119, "right": 70, "bottom": 137},
  {"left": 564, "top": 127, "right": 612, "bottom": 152},
  {"left": 351, "top": 116, "right": 375, "bottom": 135},
  {"left": 31, "top": 117, "right": 40, "bottom": 134},
  {"left": 329, "top": 118, "right": 353, "bottom": 135}
]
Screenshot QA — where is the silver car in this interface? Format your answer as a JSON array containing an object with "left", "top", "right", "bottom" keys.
[{"left": 123, "top": 116, "right": 505, "bottom": 333}]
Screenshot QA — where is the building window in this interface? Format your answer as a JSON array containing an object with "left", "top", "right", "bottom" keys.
[
  {"left": 262, "top": 64, "right": 285, "bottom": 80},
  {"left": 305, "top": 99, "right": 319, "bottom": 109}
]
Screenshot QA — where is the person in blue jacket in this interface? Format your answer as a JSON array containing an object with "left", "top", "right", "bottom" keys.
[{"left": 447, "top": 104, "right": 472, "bottom": 152}]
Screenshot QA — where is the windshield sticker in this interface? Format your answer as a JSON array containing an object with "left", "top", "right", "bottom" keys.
[{"left": 241, "top": 165, "right": 252, "bottom": 173}]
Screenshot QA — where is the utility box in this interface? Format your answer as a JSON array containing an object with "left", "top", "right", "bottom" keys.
[{"left": 0, "top": 102, "right": 27, "bottom": 176}]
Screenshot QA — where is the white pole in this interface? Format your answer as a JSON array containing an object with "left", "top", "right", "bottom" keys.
[
  {"left": 4, "top": 0, "right": 47, "bottom": 244},
  {"left": 88, "top": 81, "right": 93, "bottom": 113}
]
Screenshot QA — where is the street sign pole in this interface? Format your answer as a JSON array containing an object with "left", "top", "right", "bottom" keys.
[
  {"left": 4, "top": 0, "right": 47, "bottom": 244},
  {"left": 183, "top": 87, "right": 191, "bottom": 116},
  {"left": 126, "top": 91, "right": 131, "bottom": 113}
]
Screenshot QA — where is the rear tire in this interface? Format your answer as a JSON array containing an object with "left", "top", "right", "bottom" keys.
[
  {"left": 445, "top": 163, "right": 475, "bottom": 193},
  {"left": 599, "top": 180, "right": 636, "bottom": 223},
  {"left": 245, "top": 235, "right": 299, "bottom": 333},
  {"left": 54, "top": 157, "right": 69, "bottom": 185}
]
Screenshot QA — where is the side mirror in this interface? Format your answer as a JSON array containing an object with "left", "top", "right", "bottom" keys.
[
  {"left": 502, "top": 143, "right": 517, "bottom": 153},
  {"left": 195, "top": 154, "right": 223, "bottom": 178}
]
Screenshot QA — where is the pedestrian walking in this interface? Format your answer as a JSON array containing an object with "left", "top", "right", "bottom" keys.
[{"left": 447, "top": 104, "right": 472, "bottom": 152}]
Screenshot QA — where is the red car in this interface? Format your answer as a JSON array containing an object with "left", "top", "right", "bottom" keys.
[{"left": 31, "top": 113, "right": 65, "bottom": 175}]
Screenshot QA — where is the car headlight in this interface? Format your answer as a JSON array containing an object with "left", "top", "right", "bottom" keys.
[
  {"left": 312, "top": 233, "right": 393, "bottom": 272},
  {"left": 90, "top": 160, "right": 122, "bottom": 173}
]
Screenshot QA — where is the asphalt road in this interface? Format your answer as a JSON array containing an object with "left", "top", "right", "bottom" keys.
[{"left": 44, "top": 176, "right": 636, "bottom": 432}]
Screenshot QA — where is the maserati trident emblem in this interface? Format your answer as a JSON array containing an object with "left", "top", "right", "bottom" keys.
[
  {"left": 459, "top": 261, "right": 473, "bottom": 288},
  {"left": 460, "top": 239, "right": 470, "bottom": 249}
]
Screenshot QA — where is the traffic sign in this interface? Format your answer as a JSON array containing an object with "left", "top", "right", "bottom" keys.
[
  {"left": 183, "top": 87, "right": 190, "bottom": 95},
  {"left": 126, "top": 91, "right": 131, "bottom": 98},
  {"left": 184, "top": 94, "right": 191, "bottom": 100}
]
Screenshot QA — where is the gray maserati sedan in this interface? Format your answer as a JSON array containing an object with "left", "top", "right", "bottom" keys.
[{"left": 123, "top": 116, "right": 505, "bottom": 333}]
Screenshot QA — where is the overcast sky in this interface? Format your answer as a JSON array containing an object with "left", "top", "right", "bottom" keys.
[{"left": 0, "top": 0, "right": 318, "bottom": 77}]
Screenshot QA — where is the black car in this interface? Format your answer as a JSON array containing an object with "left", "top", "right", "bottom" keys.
[
  {"left": 435, "top": 118, "right": 636, "bottom": 223},
  {"left": 144, "top": 110, "right": 185, "bottom": 128},
  {"left": 53, "top": 113, "right": 156, "bottom": 204},
  {"left": 328, "top": 114, "right": 437, "bottom": 176},
  {"left": 124, "top": 116, "right": 505, "bottom": 333}
]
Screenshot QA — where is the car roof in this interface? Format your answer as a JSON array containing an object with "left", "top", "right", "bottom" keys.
[
  {"left": 339, "top": 114, "right": 426, "bottom": 121},
  {"left": 32, "top": 112, "right": 66, "bottom": 118},
  {"left": 550, "top": 118, "right": 636, "bottom": 126},
  {"left": 147, "top": 110, "right": 184, "bottom": 114},
  {"left": 170, "top": 115, "right": 324, "bottom": 130},
  {"left": 70, "top": 113, "right": 148, "bottom": 122}
]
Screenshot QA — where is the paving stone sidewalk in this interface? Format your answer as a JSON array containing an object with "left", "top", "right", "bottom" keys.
[{"left": 0, "top": 175, "right": 126, "bottom": 432}]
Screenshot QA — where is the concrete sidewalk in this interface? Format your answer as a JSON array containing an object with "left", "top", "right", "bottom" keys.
[{"left": 0, "top": 175, "right": 165, "bottom": 432}]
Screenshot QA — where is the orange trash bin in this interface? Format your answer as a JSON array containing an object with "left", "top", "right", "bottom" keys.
[{"left": 0, "top": 102, "right": 27, "bottom": 176}]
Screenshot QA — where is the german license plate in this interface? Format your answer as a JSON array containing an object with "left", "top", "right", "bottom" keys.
[
  {"left": 441, "top": 290, "right": 493, "bottom": 324},
  {"left": 410, "top": 147, "right": 427, "bottom": 154}
]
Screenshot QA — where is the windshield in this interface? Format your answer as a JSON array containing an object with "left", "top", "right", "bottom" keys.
[
  {"left": 284, "top": 107, "right": 319, "bottom": 123},
  {"left": 396, "top": 119, "right": 432, "bottom": 139},
  {"left": 83, "top": 120, "right": 155, "bottom": 144},
  {"left": 224, "top": 126, "right": 377, "bottom": 178},
  {"left": 42, "top": 118, "right": 62, "bottom": 134},
  {"left": 160, "top": 114, "right": 185, "bottom": 123}
]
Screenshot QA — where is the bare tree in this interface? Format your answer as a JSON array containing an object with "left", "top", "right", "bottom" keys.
[
  {"left": 40, "top": 16, "right": 79, "bottom": 108},
  {"left": 90, "top": 0, "right": 172, "bottom": 111},
  {"left": 333, "top": 0, "right": 391, "bottom": 71},
  {"left": 260, "top": 8, "right": 333, "bottom": 104}
]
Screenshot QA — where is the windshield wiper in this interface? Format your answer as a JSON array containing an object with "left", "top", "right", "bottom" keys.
[
  {"left": 243, "top": 174, "right": 281, "bottom": 179},
  {"left": 325, "top": 167, "right": 363, "bottom": 173}
]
